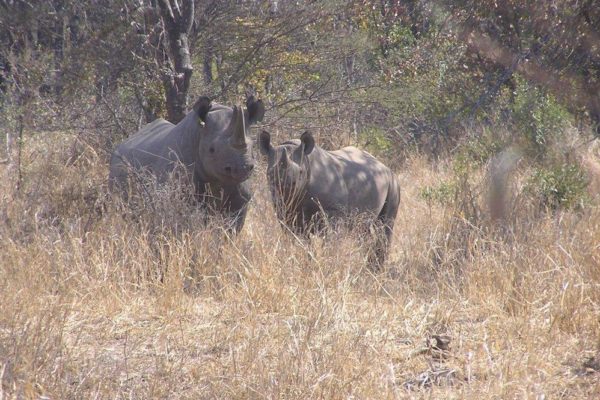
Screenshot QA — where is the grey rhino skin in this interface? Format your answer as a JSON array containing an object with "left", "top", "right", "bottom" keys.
[
  {"left": 109, "top": 95, "right": 265, "bottom": 233},
  {"left": 259, "top": 130, "right": 401, "bottom": 267}
]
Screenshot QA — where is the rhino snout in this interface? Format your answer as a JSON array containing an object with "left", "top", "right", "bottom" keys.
[
  {"left": 224, "top": 163, "right": 254, "bottom": 173},
  {"left": 224, "top": 162, "right": 254, "bottom": 180}
]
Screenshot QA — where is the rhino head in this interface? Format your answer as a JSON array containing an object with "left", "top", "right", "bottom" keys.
[
  {"left": 259, "top": 130, "right": 315, "bottom": 211},
  {"left": 194, "top": 95, "right": 265, "bottom": 184}
]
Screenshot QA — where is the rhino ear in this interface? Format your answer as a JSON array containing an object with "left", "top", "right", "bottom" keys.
[
  {"left": 193, "top": 96, "right": 211, "bottom": 122},
  {"left": 300, "top": 131, "right": 315, "bottom": 155},
  {"left": 247, "top": 96, "right": 265, "bottom": 124},
  {"left": 259, "top": 130, "right": 272, "bottom": 156}
]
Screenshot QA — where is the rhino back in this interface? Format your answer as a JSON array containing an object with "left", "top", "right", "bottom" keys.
[
  {"left": 116, "top": 118, "right": 174, "bottom": 157},
  {"left": 328, "top": 146, "right": 392, "bottom": 214},
  {"left": 113, "top": 114, "right": 199, "bottom": 177},
  {"left": 129, "top": 118, "right": 174, "bottom": 139},
  {"left": 305, "top": 147, "right": 349, "bottom": 213}
]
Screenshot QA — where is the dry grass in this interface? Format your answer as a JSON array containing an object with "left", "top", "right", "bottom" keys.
[{"left": 1, "top": 133, "right": 599, "bottom": 399}]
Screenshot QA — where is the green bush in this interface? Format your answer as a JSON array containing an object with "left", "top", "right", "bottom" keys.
[
  {"left": 420, "top": 181, "right": 459, "bottom": 206},
  {"left": 360, "top": 126, "right": 393, "bottom": 154},
  {"left": 449, "top": 132, "right": 501, "bottom": 175},
  {"left": 525, "top": 163, "right": 589, "bottom": 211},
  {"left": 420, "top": 135, "right": 491, "bottom": 208},
  {"left": 512, "top": 77, "right": 572, "bottom": 155}
]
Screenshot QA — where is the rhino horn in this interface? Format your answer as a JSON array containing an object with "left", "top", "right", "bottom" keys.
[
  {"left": 230, "top": 105, "right": 246, "bottom": 148},
  {"left": 280, "top": 148, "right": 290, "bottom": 167}
]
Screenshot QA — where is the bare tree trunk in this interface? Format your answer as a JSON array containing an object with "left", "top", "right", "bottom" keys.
[
  {"left": 15, "top": 113, "right": 23, "bottom": 191},
  {"left": 5, "top": 124, "right": 14, "bottom": 165},
  {"left": 203, "top": 36, "right": 213, "bottom": 86},
  {"left": 52, "top": 1, "right": 64, "bottom": 96},
  {"left": 134, "top": 87, "right": 158, "bottom": 124},
  {"left": 156, "top": 0, "right": 194, "bottom": 124},
  {"left": 589, "top": 85, "right": 600, "bottom": 137},
  {"left": 5, "top": 111, "right": 23, "bottom": 192}
]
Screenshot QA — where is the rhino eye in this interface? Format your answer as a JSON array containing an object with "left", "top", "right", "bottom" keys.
[{"left": 209, "top": 147, "right": 215, "bottom": 154}]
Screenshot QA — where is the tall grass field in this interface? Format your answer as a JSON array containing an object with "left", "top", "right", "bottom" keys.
[{"left": 1, "top": 131, "right": 599, "bottom": 398}]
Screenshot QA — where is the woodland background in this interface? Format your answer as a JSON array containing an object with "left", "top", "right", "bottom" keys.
[{"left": 0, "top": 1, "right": 599, "bottom": 398}]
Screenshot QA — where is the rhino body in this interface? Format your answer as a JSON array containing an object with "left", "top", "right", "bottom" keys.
[
  {"left": 109, "top": 96, "right": 264, "bottom": 232},
  {"left": 259, "top": 131, "right": 401, "bottom": 267}
]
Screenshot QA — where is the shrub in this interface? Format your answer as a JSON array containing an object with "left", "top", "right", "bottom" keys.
[
  {"left": 360, "top": 126, "right": 394, "bottom": 155},
  {"left": 454, "top": 130, "right": 506, "bottom": 168},
  {"left": 420, "top": 181, "right": 459, "bottom": 206},
  {"left": 525, "top": 163, "right": 589, "bottom": 211},
  {"left": 512, "top": 77, "right": 572, "bottom": 156}
]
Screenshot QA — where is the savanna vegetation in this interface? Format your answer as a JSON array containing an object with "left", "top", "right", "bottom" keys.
[{"left": 1, "top": 0, "right": 599, "bottom": 398}]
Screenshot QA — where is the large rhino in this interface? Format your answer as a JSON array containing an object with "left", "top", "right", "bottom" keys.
[
  {"left": 109, "top": 95, "right": 265, "bottom": 232},
  {"left": 259, "top": 131, "right": 401, "bottom": 267}
]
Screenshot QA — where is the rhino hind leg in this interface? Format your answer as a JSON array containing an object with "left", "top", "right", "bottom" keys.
[
  {"left": 108, "top": 155, "right": 132, "bottom": 203},
  {"left": 370, "top": 177, "right": 401, "bottom": 270}
]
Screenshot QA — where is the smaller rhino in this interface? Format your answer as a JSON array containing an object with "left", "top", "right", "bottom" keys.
[{"left": 259, "top": 131, "right": 401, "bottom": 267}]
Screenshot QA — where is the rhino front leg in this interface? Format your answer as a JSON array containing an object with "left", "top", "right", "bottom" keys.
[
  {"left": 222, "top": 183, "right": 252, "bottom": 235},
  {"left": 108, "top": 154, "right": 132, "bottom": 202},
  {"left": 228, "top": 202, "right": 249, "bottom": 234}
]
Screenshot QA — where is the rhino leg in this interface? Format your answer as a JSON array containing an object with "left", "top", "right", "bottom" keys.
[
  {"left": 221, "top": 182, "right": 252, "bottom": 235},
  {"left": 108, "top": 153, "right": 132, "bottom": 203},
  {"left": 370, "top": 176, "right": 401, "bottom": 270},
  {"left": 193, "top": 176, "right": 252, "bottom": 235}
]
